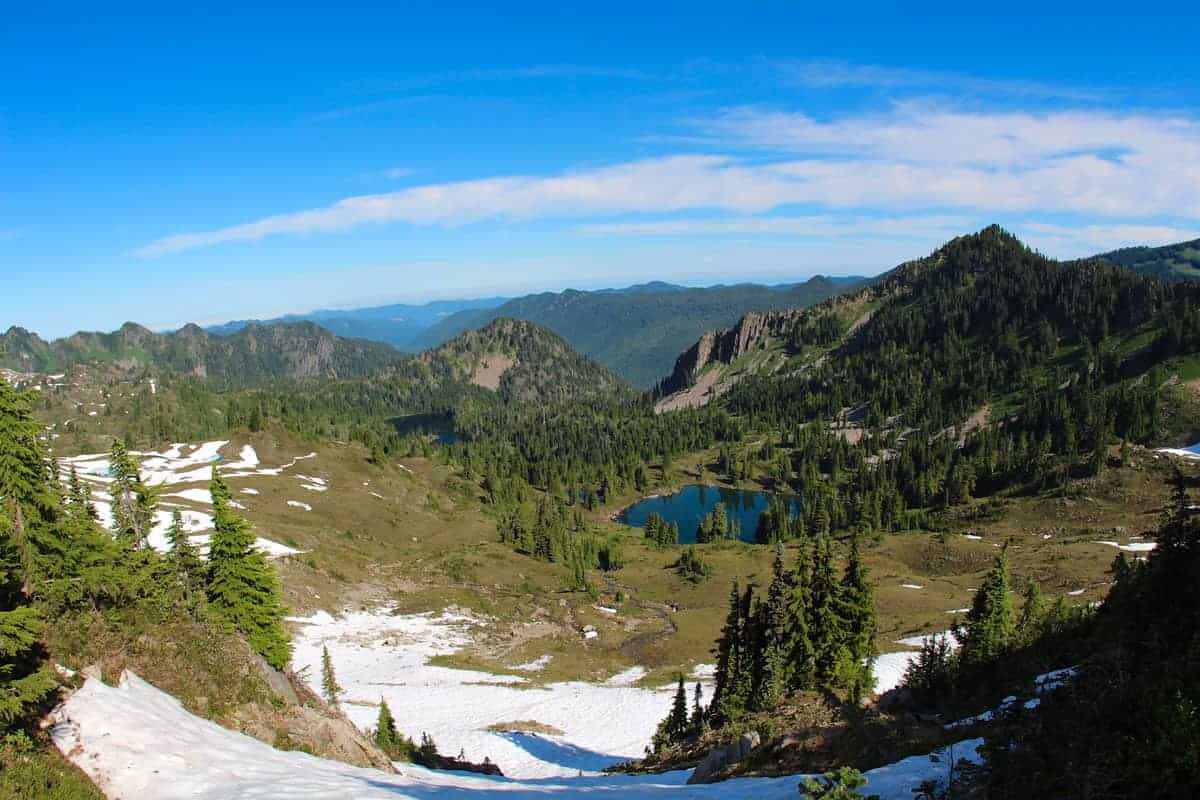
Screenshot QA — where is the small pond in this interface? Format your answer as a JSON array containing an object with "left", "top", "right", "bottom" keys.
[
  {"left": 616, "top": 484, "right": 798, "bottom": 544},
  {"left": 389, "top": 412, "right": 460, "bottom": 445}
]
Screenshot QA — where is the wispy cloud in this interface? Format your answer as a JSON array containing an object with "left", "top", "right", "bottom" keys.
[
  {"left": 764, "top": 57, "right": 1105, "bottom": 102},
  {"left": 357, "top": 64, "right": 650, "bottom": 94},
  {"left": 1013, "top": 221, "right": 1200, "bottom": 257},
  {"left": 138, "top": 105, "right": 1200, "bottom": 257},
  {"left": 305, "top": 95, "right": 433, "bottom": 123},
  {"left": 579, "top": 214, "right": 978, "bottom": 241}
]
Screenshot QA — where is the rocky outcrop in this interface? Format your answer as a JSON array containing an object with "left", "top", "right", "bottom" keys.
[
  {"left": 686, "top": 731, "right": 761, "bottom": 784},
  {"left": 656, "top": 310, "right": 805, "bottom": 397}
]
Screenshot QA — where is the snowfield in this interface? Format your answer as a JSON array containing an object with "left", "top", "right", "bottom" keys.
[
  {"left": 61, "top": 441, "right": 305, "bottom": 559},
  {"left": 50, "top": 671, "right": 982, "bottom": 799}
]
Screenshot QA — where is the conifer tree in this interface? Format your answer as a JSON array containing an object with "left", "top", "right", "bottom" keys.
[
  {"left": 710, "top": 579, "right": 743, "bottom": 724},
  {"left": 836, "top": 532, "right": 877, "bottom": 701},
  {"left": 166, "top": 510, "right": 204, "bottom": 603},
  {"left": 0, "top": 382, "right": 59, "bottom": 726},
  {"left": 321, "top": 645, "right": 342, "bottom": 707},
  {"left": 753, "top": 544, "right": 789, "bottom": 709},
  {"left": 786, "top": 543, "right": 815, "bottom": 690},
  {"left": 690, "top": 681, "right": 705, "bottom": 732},
  {"left": 1017, "top": 581, "right": 1047, "bottom": 645},
  {"left": 109, "top": 439, "right": 156, "bottom": 548},
  {"left": 959, "top": 546, "right": 1015, "bottom": 666},
  {"left": 373, "top": 697, "right": 413, "bottom": 760},
  {"left": 808, "top": 535, "right": 844, "bottom": 688},
  {"left": 667, "top": 674, "right": 689, "bottom": 741},
  {"left": 206, "top": 468, "right": 291, "bottom": 669}
]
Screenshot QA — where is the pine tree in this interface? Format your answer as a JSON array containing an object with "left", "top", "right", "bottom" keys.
[
  {"left": 690, "top": 681, "right": 706, "bottom": 732},
  {"left": 786, "top": 544, "right": 815, "bottom": 691},
  {"left": 710, "top": 580, "right": 744, "bottom": 724},
  {"left": 808, "top": 535, "right": 844, "bottom": 688},
  {"left": 836, "top": 532, "right": 877, "bottom": 701},
  {"left": 0, "top": 383, "right": 60, "bottom": 726},
  {"left": 109, "top": 439, "right": 156, "bottom": 549},
  {"left": 959, "top": 546, "right": 1015, "bottom": 666},
  {"left": 166, "top": 510, "right": 204, "bottom": 602},
  {"left": 373, "top": 697, "right": 413, "bottom": 760},
  {"left": 206, "top": 468, "right": 291, "bottom": 669},
  {"left": 320, "top": 645, "right": 343, "bottom": 707},
  {"left": 667, "top": 674, "right": 689, "bottom": 741},
  {"left": 1017, "top": 581, "right": 1047, "bottom": 645},
  {"left": 753, "top": 543, "right": 789, "bottom": 710}
]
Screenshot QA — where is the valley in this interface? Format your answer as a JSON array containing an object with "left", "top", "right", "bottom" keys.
[{"left": 6, "top": 226, "right": 1200, "bottom": 799}]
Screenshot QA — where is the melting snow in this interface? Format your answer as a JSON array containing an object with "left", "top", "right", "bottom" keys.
[
  {"left": 1095, "top": 540, "right": 1157, "bottom": 553},
  {"left": 287, "top": 500, "right": 313, "bottom": 512},
  {"left": 50, "top": 670, "right": 983, "bottom": 799}
]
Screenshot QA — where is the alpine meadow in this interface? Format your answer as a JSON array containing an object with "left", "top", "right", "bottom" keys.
[{"left": 4, "top": 5, "right": 1200, "bottom": 799}]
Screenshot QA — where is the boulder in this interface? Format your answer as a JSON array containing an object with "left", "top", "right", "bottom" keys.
[{"left": 687, "top": 731, "right": 760, "bottom": 784}]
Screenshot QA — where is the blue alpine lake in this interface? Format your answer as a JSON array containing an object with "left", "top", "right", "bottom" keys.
[{"left": 616, "top": 484, "right": 798, "bottom": 544}]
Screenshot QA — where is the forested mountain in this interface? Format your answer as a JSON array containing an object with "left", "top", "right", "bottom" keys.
[
  {"left": 0, "top": 321, "right": 403, "bottom": 384},
  {"left": 422, "top": 317, "right": 633, "bottom": 404},
  {"left": 1094, "top": 237, "right": 1200, "bottom": 283},
  {"left": 411, "top": 276, "right": 864, "bottom": 387},
  {"left": 206, "top": 295, "right": 511, "bottom": 348},
  {"left": 659, "top": 226, "right": 1200, "bottom": 424}
]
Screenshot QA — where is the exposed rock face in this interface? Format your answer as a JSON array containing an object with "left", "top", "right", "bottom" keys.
[
  {"left": 657, "top": 310, "right": 804, "bottom": 397},
  {"left": 686, "top": 730, "right": 761, "bottom": 784}
]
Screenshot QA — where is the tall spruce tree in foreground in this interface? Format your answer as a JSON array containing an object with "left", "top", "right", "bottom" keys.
[
  {"left": 0, "top": 382, "right": 58, "bottom": 727},
  {"left": 373, "top": 697, "right": 413, "bottom": 760},
  {"left": 321, "top": 645, "right": 342, "bottom": 707},
  {"left": 206, "top": 468, "right": 291, "bottom": 669},
  {"left": 808, "top": 535, "right": 844, "bottom": 688},
  {"left": 710, "top": 579, "right": 745, "bottom": 723},
  {"left": 786, "top": 543, "right": 815, "bottom": 690}
]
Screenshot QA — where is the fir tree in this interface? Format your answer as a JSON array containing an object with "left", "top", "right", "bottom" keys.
[
  {"left": 1017, "top": 581, "right": 1048, "bottom": 645},
  {"left": 836, "top": 532, "right": 877, "bottom": 701},
  {"left": 959, "top": 546, "right": 1015, "bottom": 666},
  {"left": 667, "top": 674, "right": 689, "bottom": 741},
  {"left": 373, "top": 697, "right": 413, "bottom": 760},
  {"left": 690, "top": 681, "right": 706, "bottom": 732},
  {"left": 166, "top": 509, "right": 204, "bottom": 603},
  {"left": 0, "top": 383, "right": 59, "bottom": 726},
  {"left": 321, "top": 645, "right": 342, "bottom": 707},
  {"left": 109, "top": 439, "right": 156, "bottom": 549},
  {"left": 786, "top": 543, "right": 815, "bottom": 691},
  {"left": 808, "top": 535, "right": 844, "bottom": 688},
  {"left": 753, "top": 543, "right": 789, "bottom": 710},
  {"left": 710, "top": 580, "right": 745, "bottom": 724},
  {"left": 206, "top": 468, "right": 291, "bottom": 669}
]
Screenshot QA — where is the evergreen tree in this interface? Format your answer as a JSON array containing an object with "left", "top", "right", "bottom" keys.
[
  {"left": 166, "top": 510, "right": 204, "bottom": 603},
  {"left": 321, "top": 645, "right": 342, "bottom": 707},
  {"left": 753, "top": 544, "right": 789, "bottom": 710},
  {"left": 710, "top": 580, "right": 744, "bottom": 724},
  {"left": 690, "top": 681, "right": 706, "bottom": 732},
  {"left": 373, "top": 697, "right": 413, "bottom": 760},
  {"left": 836, "top": 532, "right": 877, "bottom": 701},
  {"left": 959, "top": 546, "right": 1015, "bottom": 666},
  {"left": 667, "top": 674, "right": 689, "bottom": 741},
  {"left": 206, "top": 468, "right": 291, "bottom": 669},
  {"left": 109, "top": 438, "right": 156, "bottom": 548},
  {"left": 786, "top": 543, "right": 815, "bottom": 690},
  {"left": 808, "top": 535, "right": 844, "bottom": 688},
  {"left": 1017, "top": 581, "right": 1047, "bottom": 645},
  {"left": 0, "top": 383, "right": 59, "bottom": 726}
]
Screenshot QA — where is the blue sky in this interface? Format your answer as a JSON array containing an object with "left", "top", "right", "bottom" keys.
[{"left": 4, "top": 3, "right": 1199, "bottom": 338}]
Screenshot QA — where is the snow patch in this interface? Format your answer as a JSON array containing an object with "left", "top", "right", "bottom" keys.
[
  {"left": 1095, "top": 540, "right": 1157, "bottom": 553},
  {"left": 287, "top": 500, "right": 313, "bottom": 512},
  {"left": 50, "top": 669, "right": 984, "bottom": 800}
]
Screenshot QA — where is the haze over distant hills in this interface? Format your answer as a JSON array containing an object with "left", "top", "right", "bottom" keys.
[{"left": 1094, "top": 237, "right": 1200, "bottom": 283}]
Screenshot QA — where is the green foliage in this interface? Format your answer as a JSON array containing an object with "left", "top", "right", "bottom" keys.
[
  {"left": 958, "top": 547, "right": 1015, "bottom": 668},
  {"left": 800, "top": 766, "right": 879, "bottom": 799},
  {"left": 372, "top": 698, "right": 415, "bottom": 762},
  {"left": 0, "top": 739, "right": 105, "bottom": 800},
  {"left": 644, "top": 513, "right": 679, "bottom": 548},
  {"left": 412, "top": 277, "right": 857, "bottom": 387},
  {"left": 320, "top": 645, "right": 342, "bottom": 707},
  {"left": 674, "top": 546, "right": 714, "bottom": 584},
  {"left": 205, "top": 469, "right": 291, "bottom": 669},
  {"left": 108, "top": 439, "right": 157, "bottom": 549}
]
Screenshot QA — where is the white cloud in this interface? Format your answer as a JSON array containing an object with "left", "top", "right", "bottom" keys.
[
  {"left": 138, "top": 106, "right": 1200, "bottom": 257},
  {"left": 766, "top": 58, "right": 1104, "bottom": 101},
  {"left": 579, "top": 214, "right": 980, "bottom": 241},
  {"left": 1013, "top": 221, "right": 1200, "bottom": 258}
]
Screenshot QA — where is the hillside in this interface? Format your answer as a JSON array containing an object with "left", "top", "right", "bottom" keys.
[
  {"left": 421, "top": 317, "right": 633, "bottom": 404},
  {"left": 1094, "top": 237, "right": 1200, "bottom": 283},
  {"left": 658, "top": 226, "right": 1200, "bottom": 431},
  {"left": 0, "top": 321, "right": 403, "bottom": 384},
  {"left": 207, "top": 295, "right": 511, "bottom": 349},
  {"left": 411, "top": 277, "right": 863, "bottom": 387}
]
